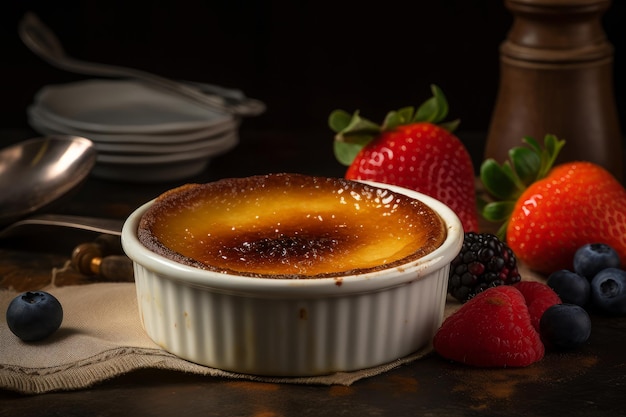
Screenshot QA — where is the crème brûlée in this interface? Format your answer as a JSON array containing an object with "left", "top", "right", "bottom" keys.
[{"left": 137, "top": 173, "right": 446, "bottom": 278}]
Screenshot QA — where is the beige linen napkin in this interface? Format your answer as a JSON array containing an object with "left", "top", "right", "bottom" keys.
[
  {"left": 0, "top": 265, "right": 543, "bottom": 395},
  {"left": 0, "top": 282, "right": 457, "bottom": 394}
]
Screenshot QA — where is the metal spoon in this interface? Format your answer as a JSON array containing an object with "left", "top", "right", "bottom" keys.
[
  {"left": 0, "top": 136, "right": 122, "bottom": 238},
  {"left": 18, "top": 12, "right": 266, "bottom": 117}
]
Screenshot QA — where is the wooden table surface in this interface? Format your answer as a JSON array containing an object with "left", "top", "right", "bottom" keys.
[{"left": 1, "top": 126, "right": 625, "bottom": 417}]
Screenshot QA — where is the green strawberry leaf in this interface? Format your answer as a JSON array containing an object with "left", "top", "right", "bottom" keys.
[
  {"left": 509, "top": 146, "right": 541, "bottom": 186},
  {"left": 328, "top": 109, "right": 353, "bottom": 133},
  {"left": 439, "top": 119, "right": 460, "bottom": 133},
  {"left": 521, "top": 136, "right": 542, "bottom": 154},
  {"left": 480, "top": 159, "right": 520, "bottom": 200},
  {"left": 414, "top": 97, "right": 438, "bottom": 123},
  {"left": 329, "top": 110, "right": 380, "bottom": 143},
  {"left": 539, "top": 134, "right": 566, "bottom": 179},
  {"left": 334, "top": 140, "right": 365, "bottom": 166},
  {"left": 383, "top": 106, "right": 415, "bottom": 130},
  {"left": 482, "top": 201, "right": 516, "bottom": 222},
  {"left": 414, "top": 84, "right": 448, "bottom": 124},
  {"left": 431, "top": 84, "right": 449, "bottom": 123},
  {"left": 330, "top": 110, "right": 381, "bottom": 166},
  {"left": 544, "top": 134, "right": 562, "bottom": 157},
  {"left": 496, "top": 222, "right": 509, "bottom": 241}
]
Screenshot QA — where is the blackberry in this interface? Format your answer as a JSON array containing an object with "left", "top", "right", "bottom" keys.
[{"left": 448, "top": 232, "right": 521, "bottom": 303}]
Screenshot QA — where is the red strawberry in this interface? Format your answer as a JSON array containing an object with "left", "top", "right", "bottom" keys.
[
  {"left": 329, "top": 85, "right": 478, "bottom": 232},
  {"left": 433, "top": 286, "right": 544, "bottom": 367},
  {"left": 481, "top": 135, "right": 626, "bottom": 275},
  {"left": 513, "top": 281, "right": 561, "bottom": 332}
]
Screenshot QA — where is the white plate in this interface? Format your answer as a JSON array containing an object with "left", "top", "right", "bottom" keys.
[
  {"left": 89, "top": 131, "right": 238, "bottom": 182},
  {"left": 32, "top": 79, "right": 235, "bottom": 134},
  {"left": 28, "top": 105, "right": 239, "bottom": 144},
  {"left": 94, "top": 131, "right": 237, "bottom": 154},
  {"left": 95, "top": 132, "right": 238, "bottom": 164},
  {"left": 94, "top": 130, "right": 238, "bottom": 155},
  {"left": 29, "top": 113, "right": 238, "bottom": 154}
]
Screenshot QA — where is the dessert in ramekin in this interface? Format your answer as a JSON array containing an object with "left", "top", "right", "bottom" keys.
[{"left": 121, "top": 173, "right": 463, "bottom": 376}]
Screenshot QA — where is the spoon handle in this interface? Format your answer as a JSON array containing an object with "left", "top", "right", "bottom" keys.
[
  {"left": 55, "top": 57, "right": 238, "bottom": 113},
  {"left": 0, "top": 214, "right": 123, "bottom": 239},
  {"left": 19, "top": 13, "right": 265, "bottom": 117}
]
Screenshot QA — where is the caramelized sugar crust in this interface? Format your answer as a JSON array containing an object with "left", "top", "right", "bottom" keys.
[{"left": 137, "top": 173, "right": 446, "bottom": 279}]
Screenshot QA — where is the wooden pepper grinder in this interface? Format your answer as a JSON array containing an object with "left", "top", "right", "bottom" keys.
[
  {"left": 71, "top": 234, "right": 134, "bottom": 281},
  {"left": 485, "top": 0, "right": 623, "bottom": 183}
]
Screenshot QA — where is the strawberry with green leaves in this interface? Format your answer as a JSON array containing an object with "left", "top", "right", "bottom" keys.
[
  {"left": 329, "top": 85, "right": 478, "bottom": 232},
  {"left": 481, "top": 134, "right": 626, "bottom": 275}
]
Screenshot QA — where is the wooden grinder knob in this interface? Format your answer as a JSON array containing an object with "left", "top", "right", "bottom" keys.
[{"left": 71, "top": 235, "right": 134, "bottom": 281}]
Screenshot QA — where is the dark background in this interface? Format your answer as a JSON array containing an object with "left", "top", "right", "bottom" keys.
[{"left": 1, "top": 1, "right": 625, "bottom": 153}]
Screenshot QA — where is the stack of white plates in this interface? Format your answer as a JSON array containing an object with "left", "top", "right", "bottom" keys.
[{"left": 27, "top": 79, "right": 259, "bottom": 182}]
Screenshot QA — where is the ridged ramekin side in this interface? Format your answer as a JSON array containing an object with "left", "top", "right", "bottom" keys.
[{"left": 133, "top": 262, "right": 450, "bottom": 377}]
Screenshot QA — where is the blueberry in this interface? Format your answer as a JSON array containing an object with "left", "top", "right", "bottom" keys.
[
  {"left": 6, "top": 291, "right": 63, "bottom": 342},
  {"left": 539, "top": 304, "right": 591, "bottom": 350},
  {"left": 590, "top": 268, "right": 626, "bottom": 315},
  {"left": 573, "top": 243, "right": 620, "bottom": 280},
  {"left": 546, "top": 269, "right": 590, "bottom": 306}
]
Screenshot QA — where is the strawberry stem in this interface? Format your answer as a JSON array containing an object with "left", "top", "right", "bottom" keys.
[
  {"left": 330, "top": 84, "right": 459, "bottom": 166},
  {"left": 480, "top": 134, "right": 566, "bottom": 239},
  {"left": 537, "top": 134, "right": 566, "bottom": 180}
]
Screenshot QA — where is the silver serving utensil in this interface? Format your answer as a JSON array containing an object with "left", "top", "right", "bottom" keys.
[
  {"left": 18, "top": 12, "right": 266, "bottom": 117},
  {"left": 0, "top": 135, "right": 121, "bottom": 238},
  {"left": 0, "top": 135, "right": 95, "bottom": 226}
]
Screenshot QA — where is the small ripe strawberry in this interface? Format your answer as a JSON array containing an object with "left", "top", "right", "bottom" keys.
[
  {"left": 481, "top": 135, "right": 626, "bottom": 275},
  {"left": 433, "top": 286, "right": 544, "bottom": 367},
  {"left": 512, "top": 281, "right": 561, "bottom": 332},
  {"left": 329, "top": 85, "right": 478, "bottom": 232}
]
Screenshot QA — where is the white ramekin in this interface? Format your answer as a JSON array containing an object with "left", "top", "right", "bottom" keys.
[{"left": 121, "top": 181, "right": 463, "bottom": 376}]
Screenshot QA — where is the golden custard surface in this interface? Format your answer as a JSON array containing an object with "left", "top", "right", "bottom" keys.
[{"left": 138, "top": 173, "right": 446, "bottom": 278}]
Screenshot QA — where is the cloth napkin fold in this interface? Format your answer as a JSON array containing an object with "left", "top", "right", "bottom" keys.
[
  {"left": 0, "top": 283, "right": 459, "bottom": 394},
  {"left": 1, "top": 265, "right": 542, "bottom": 395}
]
